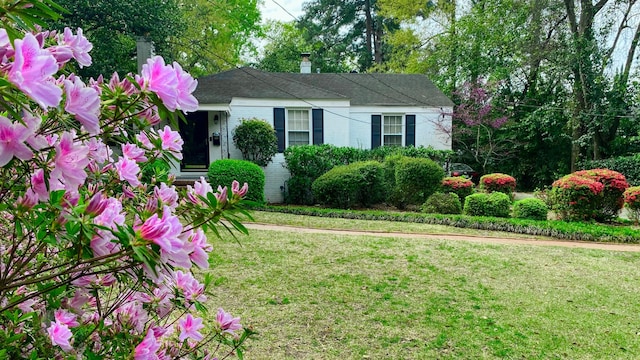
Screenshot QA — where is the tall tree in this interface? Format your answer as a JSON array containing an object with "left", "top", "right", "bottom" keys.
[
  {"left": 297, "top": 0, "right": 399, "bottom": 72},
  {"left": 255, "top": 20, "right": 318, "bottom": 73},
  {"left": 171, "top": 0, "right": 262, "bottom": 77}
]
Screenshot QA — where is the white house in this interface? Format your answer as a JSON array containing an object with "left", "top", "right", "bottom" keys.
[{"left": 172, "top": 63, "right": 453, "bottom": 203}]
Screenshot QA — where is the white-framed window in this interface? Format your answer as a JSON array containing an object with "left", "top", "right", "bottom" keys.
[
  {"left": 287, "top": 109, "right": 310, "bottom": 146},
  {"left": 383, "top": 114, "right": 403, "bottom": 146}
]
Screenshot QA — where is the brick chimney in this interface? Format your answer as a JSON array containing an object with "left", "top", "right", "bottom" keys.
[{"left": 300, "top": 52, "right": 311, "bottom": 74}]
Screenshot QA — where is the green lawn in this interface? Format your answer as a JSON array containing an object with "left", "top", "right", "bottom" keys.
[{"left": 205, "top": 212, "right": 640, "bottom": 359}]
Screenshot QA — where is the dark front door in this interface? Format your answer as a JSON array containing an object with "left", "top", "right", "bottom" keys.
[{"left": 179, "top": 111, "right": 209, "bottom": 171}]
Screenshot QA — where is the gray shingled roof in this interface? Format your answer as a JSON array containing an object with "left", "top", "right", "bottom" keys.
[{"left": 194, "top": 67, "right": 453, "bottom": 107}]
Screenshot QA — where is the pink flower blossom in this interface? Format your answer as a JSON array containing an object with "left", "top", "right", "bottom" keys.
[
  {"left": 216, "top": 308, "right": 241, "bottom": 336},
  {"left": 140, "top": 56, "right": 179, "bottom": 111},
  {"left": 134, "top": 329, "right": 161, "bottom": 360},
  {"left": 122, "top": 143, "right": 148, "bottom": 162},
  {"left": 8, "top": 33, "right": 62, "bottom": 109},
  {"left": 187, "top": 177, "right": 213, "bottom": 204},
  {"left": 87, "top": 137, "right": 112, "bottom": 163},
  {"left": 186, "top": 229, "right": 211, "bottom": 269},
  {"left": 178, "top": 314, "right": 205, "bottom": 342},
  {"left": 231, "top": 180, "right": 249, "bottom": 198},
  {"left": 154, "top": 183, "right": 178, "bottom": 209},
  {"left": 29, "top": 169, "right": 49, "bottom": 202},
  {"left": 62, "top": 27, "right": 92, "bottom": 68},
  {"left": 157, "top": 125, "right": 183, "bottom": 159},
  {"left": 0, "top": 116, "right": 33, "bottom": 166},
  {"left": 172, "top": 270, "right": 206, "bottom": 303},
  {"left": 135, "top": 206, "right": 183, "bottom": 253},
  {"left": 215, "top": 186, "right": 228, "bottom": 205},
  {"left": 115, "top": 156, "right": 141, "bottom": 187},
  {"left": 64, "top": 76, "right": 100, "bottom": 134},
  {"left": 54, "top": 309, "right": 79, "bottom": 328},
  {"left": 173, "top": 62, "right": 198, "bottom": 112},
  {"left": 50, "top": 131, "right": 90, "bottom": 192},
  {"left": 47, "top": 321, "right": 73, "bottom": 352},
  {"left": 22, "top": 112, "right": 47, "bottom": 151}
]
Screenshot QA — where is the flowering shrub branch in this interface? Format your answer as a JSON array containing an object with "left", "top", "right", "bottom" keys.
[{"left": 0, "top": 2, "right": 253, "bottom": 358}]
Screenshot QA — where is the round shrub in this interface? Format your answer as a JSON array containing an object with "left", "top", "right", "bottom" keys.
[
  {"left": 312, "top": 161, "right": 385, "bottom": 209},
  {"left": 208, "top": 159, "right": 265, "bottom": 203},
  {"left": 463, "top": 192, "right": 511, "bottom": 218},
  {"left": 550, "top": 173, "right": 603, "bottom": 221},
  {"left": 421, "top": 192, "right": 462, "bottom": 214},
  {"left": 232, "top": 118, "right": 278, "bottom": 167},
  {"left": 512, "top": 198, "right": 548, "bottom": 221},
  {"left": 479, "top": 173, "right": 516, "bottom": 198},
  {"left": 573, "top": 168, "right": 629, "bottom": 222},
  {"left": 623, "top": 186, "right": 640, "bottom": 223},
  {"left": 442, "top": 176, "right": 475, "bottom": 201},
  {"left": 390, "top": 156, "right": 445, "bottom": 208}
]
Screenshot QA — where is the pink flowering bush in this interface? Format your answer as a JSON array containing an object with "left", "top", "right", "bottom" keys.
[
  {"left": 550, "top": 173, "right": 604, "bottom": 221},
  {"left": 623, "top": 186, "right": 640, "bottom": 224},
  {"left": 573, "top": 169, "right": 629, "bottom": 222},
  {"left": 479, "top": 173, "right": 516, "bottom": 199},
  {"left": 441, "top": 176, "right": 475, "bottom": 201},
  {"left": 0, "top": 3, "right": 253, "bottom": 358}
]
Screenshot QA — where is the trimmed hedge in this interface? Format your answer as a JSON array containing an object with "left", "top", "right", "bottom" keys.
[
  {"left": 284, "top": 144, "right": 452, "bottom": 205},
  {"left": 463, "top": 192, "right": 511, "bottom": 218},
  {"left": 232, "top": 118, "right": 278, "bottom": 167},
  {"left": 573, "top": 169, "right": 629, "bottom": 222},
  {"left": 442, "top": 176, "right": 475, "bottom": 202},
  {"left": 312, "top": 161, "right": 385, "bottom": 209},
  {"left": 580, "top": 155, "right": 640, "bottom": 186},
  {"left": 421, "top": 192, "right": 462, "bottom": 214},
  {"left": 512, "top": 198, "right": 548, "bottom": 221},
  {"left": 389, "top": 156, "right": 445, "bottom": 208},
  {"left": 479, "top": 173, "right": 516, "bottom": 199},
  {"left": 208, "top": 159, "right": 265, "bottom": 203}
]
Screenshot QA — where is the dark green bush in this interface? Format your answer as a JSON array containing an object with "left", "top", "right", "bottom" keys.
[
  {"left": 512, "top": 198, "right": 548, "bottom": 221},
  {"left": 232, "top": 118, "right": 278, "bottom": 167},
  {"left": 391, "top": 156, "right": 445, "bottom": 207},
  {"left": 463, "top": 192, "right": 511, "bottom": 218},
  {"left": 284, "top": 144, "right": 451, "bottom": 205},
  {"left": 421, "top": 192, "right": 462, "bottom": 214},
  {"left": 208, "top": 159, "right": 265, "bottom": 203},
  {"left": 311, "top": 161, "right": 384, "bottom": 209}
]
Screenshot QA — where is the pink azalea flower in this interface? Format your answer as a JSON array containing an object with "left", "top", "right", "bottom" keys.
[
  {"left": 87, "top": 137, "right": 113, "bottom": 163},
  {"left": 140, "top": 102, "right": 162, "bottom": 125},
  {"left": 54, "top": 309, "right": 79, "bottom": 328},
  {"left": 50, "top": 131, "right": 90, "bottom": 192},
  {"left": 62, "top": 27, "right": 92, "bottom": 68},
  {"left": 8, "top": 33, "right": 62, "bottom": 109},
  {"left": 0, "top": 115, "right": 33, "bottom": 167},
  {"left": 188, "top": 229, "right": 211, "bottom": 269},
  {"left": 140, "top": 56, "right": 179, "bottom": 111},
  {"left": 47, "top": 321, "right": 73, "bottom": 352},
  {"left": 22, "top": 111, "right": 47, "bottom": 151},
  {"left": 216, "top": 308, "right": 242, "bottom": 336},
  {"left": 134, "top": 329, "right": 161, "bottom": 360},
  {"left": 172, "top": 62, "right": 198, "bottom": 112},
  {"left": 29, "top": 169, "right": 49, "bottom": 202},
  {"left": 135, "top": 206, "right": 183, "bottom": 253},
  {"left": 64, "top": 76, "right": 100, "bottom": 134},
  {"left": 215, "top": 185, "right": 228, "bottom": 205},
  {"left": 187, "top": 177, "right": 213, "bottom": 204},
  {"left": 178, "top": 314, "right": 205, "bottom": 342},
  {"left": 115, "top": 156, "right": 141, "bottom": 187},
  {"left": 122, "top": 143, "right": 148, "bottom": 162},
  {"left": 172, "top": 270, "right": 206, "bottom": 303},
  {"left": 231, "top": 180, "right": 249, "bottom": 198},
  {"left": 0, "top": 28, "right": 11, "bottom": 59},
  {"left": 157, "top": 125, "right": 183, "bottom": 159},
  {"left": 154, "top": 183, "right": 178, "bottom": 209}
]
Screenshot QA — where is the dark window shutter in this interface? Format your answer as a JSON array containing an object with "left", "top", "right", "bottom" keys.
[
  {"left": 371, "top": 115, "right": 381, "bottom": 148},
  {"left": 405, "top": 115, "right": 416, "bottom": 146},
  {"left": 312, "top": 109, "right": 324, "bottom": 145},
  {"left": 274, "top": 108, "right": 285, "bottom": 152}
]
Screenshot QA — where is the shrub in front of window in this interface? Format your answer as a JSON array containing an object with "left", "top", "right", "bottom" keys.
[
  {"left": 232, "top": 118, "right": 278, "bottom": 167},
  {"left": 442, "top": 176, "right": 475, "bottom": 202},
  {"left": 312, "top": 161, "right": 385, "bottom": 209},
  {"left": 209, "top": 159, "right": 265, "bottom": 203},
  {"left": 573, "top": 168, "right": 629, "bottom": 222},
  {"left": 512, "top": 198, "right": 548, "bottom": 221},
  {"left": 421, "top": 192, "right": 462, "bottom": 214},
  {"left": 550, "top": 173, "right": 604, "bottom": 221},
  {"left": 479, "top": 173, "right": 516, "bottom": 199},
  {"left": 392, "top": 156, "right": 446, "bottom": 207},
  {"left": 463, "top": 192, "right": 511, "bottom": 218},
  {"left": 623, "top": 186, "right": 640, "bottom": 224}
]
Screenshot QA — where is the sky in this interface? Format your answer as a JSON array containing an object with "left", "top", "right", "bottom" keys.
[{"left": 260, "top": 0, "right": 304, "bottom": 22}]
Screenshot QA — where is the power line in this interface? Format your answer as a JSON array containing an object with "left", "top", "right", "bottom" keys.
[{"left": 270, "top": 0, "right": 300, "bottom": 22}]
